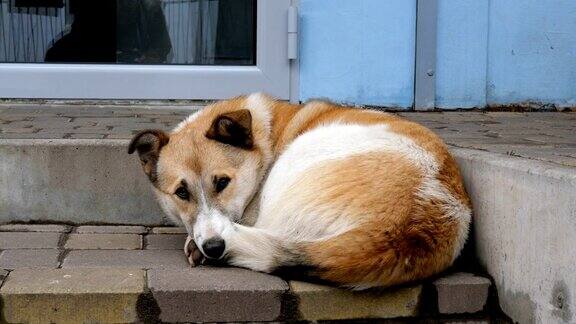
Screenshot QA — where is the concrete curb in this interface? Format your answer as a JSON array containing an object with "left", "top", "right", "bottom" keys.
[
  {"left": 452, "top": 147, "right": 576, "bottom": 182},
  {"left": 452, "top": 148, "right": 576, "bottom": 324},
  {"left": 0, "top": 139, "right": 165, "bottom": 225}
]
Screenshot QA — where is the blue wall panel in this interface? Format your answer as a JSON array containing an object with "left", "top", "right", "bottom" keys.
[
  {"left": 299, "top": 0, "right": 416, "bottom": 108},
  {"left": 298, "top": 0, "right": 576, "bottom": 109},
  {"left": 435, "top": 0, "right": 489, "bottom": 109},
  {"left": 487, "top": 0, "right": 576, "bottom": 107}
]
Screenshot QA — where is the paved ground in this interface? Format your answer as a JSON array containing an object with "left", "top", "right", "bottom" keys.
[
  {"left": 0, "top": 224, "right": 495, "bottom": 323},
  {"left": 399, "top": 111, "right": 576, "bottom": 167},
  {"left": 1, "top": 103, "right": 574, "bottom": 167},
  {"left": 0, "top": 104, "right": 196, "bottom": 139}
]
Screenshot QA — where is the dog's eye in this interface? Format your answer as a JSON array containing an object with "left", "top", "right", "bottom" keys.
[
  {"left": 214, "top": 176, "right": 231, "bottom": 193},
  {"left": 174, "top": 187, "right": 190, "bottom": 201}
]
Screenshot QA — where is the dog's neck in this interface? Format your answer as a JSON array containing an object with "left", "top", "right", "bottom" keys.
[
  {"left": 242, "top": 98, "right": 343, "bottom": 226},
  {"left": 268, "top": 101, "right": 301, "bottom": 158},
  {"left": 238, "top": 100, "right": 300, "bottom": 226}
]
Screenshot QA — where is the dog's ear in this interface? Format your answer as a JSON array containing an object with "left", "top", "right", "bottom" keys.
[
  {"left": 128, "top": 129, "right": 170, "bottom": 183},
  {"left": 205, "top": 109, "right": 253, "bottom": 149}
]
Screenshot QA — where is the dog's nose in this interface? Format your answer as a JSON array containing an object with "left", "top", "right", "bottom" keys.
[{"left": 202, "top": 237, "right": 225, "bottom": 259}]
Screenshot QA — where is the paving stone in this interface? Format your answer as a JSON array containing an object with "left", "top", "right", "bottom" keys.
[
  {"left": 0, "top": 232, "right": 62, "bottom": 249},
  {"left": 64, "top": 234, "right": 142, "bottom": 250},
  {"left": 105, "top": 133, "right": 132, "bottom": 139},
  {"left": 289, "top": 280, "right": 421, "bottom": 320},
  {"left": 0, "top": 268, "right": 145, "bottom": 323},
  {"left": 150, "top": 226, "right": 187, "bottom": 234},
  {"left": 149, "top": 267, "right": 288, "bottom": 322},
  {"left": 146, "top": 234, "right": 187, "bottom": 250},
  {"left": 66, "top": 133, "right": 106, "bottom": 139},
  {"left": 0, "top": 224, "right": 71, "bottom": 233},
  {"left": 0, "top": 249, "right": 61, "bottom": 269},
  {"left": 75, "top": 225, "right": 147, "bottom": 234},
  {"left": 62, "top": 249, "right": 189, "bottom": 269},
  {"left": 434, "top": 272, "right": 491, "bottom": 314},
  {"left": 2, "top": 105, "right": 575, "bottom": 166}
]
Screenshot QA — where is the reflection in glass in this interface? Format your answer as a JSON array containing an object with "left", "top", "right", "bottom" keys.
[{"left": 0, "top": 0, "right": 255, "bottom": 65}]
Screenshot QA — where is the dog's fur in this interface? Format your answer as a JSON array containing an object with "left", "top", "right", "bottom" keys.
[{"left": 129, "top": 93, "right": 472, "bottom": 288}]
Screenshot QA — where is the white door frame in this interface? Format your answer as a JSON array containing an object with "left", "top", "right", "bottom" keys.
[{"left": 0, "top": 0, "right": 291, "bottom": 100}]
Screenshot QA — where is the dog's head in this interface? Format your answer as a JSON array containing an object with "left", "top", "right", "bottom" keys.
[{"left": 129, "top": 94, "right": 273, "bottom": 257}]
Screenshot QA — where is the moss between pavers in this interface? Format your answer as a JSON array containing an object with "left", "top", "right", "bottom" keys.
[
  {"left": 289, "top": 280, "right": 422, "bottom": 320},
  {"left": 0, "top": 268, "right": 145, "bottom": 323}
]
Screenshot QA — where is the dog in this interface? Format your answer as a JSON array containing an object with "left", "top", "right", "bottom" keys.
[{"left": 128, "top": 93, "right": 472, "bottom": 288}]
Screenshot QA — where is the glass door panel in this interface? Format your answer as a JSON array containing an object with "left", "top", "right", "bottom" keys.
[
  {"left": 0, "top": 0, "right": 256, "bottom": 65},
  {"left": 0, "top": 0, "right": 290, "bottom": 100}
]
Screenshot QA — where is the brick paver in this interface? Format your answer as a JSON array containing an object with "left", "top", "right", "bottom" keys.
[
  {"left": 0, "top": 224, "right": 499, "bottom": 322},
  {"left": 0, "top": 232, "right": 62, "bottom": 249},
  {"left": 0, "top": 249, "right": 61, "bottom": 269},
  {"left": 0, "top": 104, "right": 198, "bottom": 140},
  {"left": 62, "top": 249, "right": 189, "bottom": 269},
  {"left": 75, "top": 225, "right": 147, "bottom": 234},
  {"left": 0, "top": 268, "right": 145, "bottom": 323},
  {"left": 145, "top": 234, "right": 187, "bottom": 250},
  {"left": 1, "top": 105, "right": 574, "bottom": 167},
  {"left": 150, "top": 226, "right": 187, "bottom": 234},
  {"left": 398, "top": 111, "right": 576, "bottom": 167},
  {"left": 289, "top": 280, "right": 421, "bottom": 320},
  {"left": 0, "top": 224, "right": 71, "bottom": 233},
  {"left": 434, "top": 272, "right": 492, "bottom": 314},
  {"left": 148, "top": 268, "right": 289, "bottom": 322},
  {"left": 64, "top": 233, "right": 142, "bottom": 250}
]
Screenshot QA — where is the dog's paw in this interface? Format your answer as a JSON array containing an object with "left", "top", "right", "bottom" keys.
[{"left": 184, "top": 235, "right": 205, "bottom": 267}]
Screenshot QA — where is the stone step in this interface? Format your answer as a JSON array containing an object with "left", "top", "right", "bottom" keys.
[
  {"left": 0, "top": 104, "right": 200, "bottom": 226},
  {"left": 453, "top": 148, "right": 576, "bottom": 324},
  {"left": 1, "top": 105, "right": 575, "bottom": 323},
  {"left": 0, "top": 138, "right": 166, "bottom": 225},
  {"left": 0, "top": 225, "right": 497, "bottom": 323},
  {"left": 1, "top": 109, "right": 574, "bottom": 227}
]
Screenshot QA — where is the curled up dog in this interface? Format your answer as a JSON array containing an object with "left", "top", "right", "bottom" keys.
[{"left": 128, "top": 93, "right": 472, "bottom": 289}]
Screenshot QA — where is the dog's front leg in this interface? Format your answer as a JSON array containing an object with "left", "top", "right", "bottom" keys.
[
  {"left": 218, "top": 221, "right": 288, "bottom": 273},
  {"left": 196, "top": 212, "right": 297, "bottom": 273},
  {"left": 184, "top": 235, "right": 204, "bottom": 266}
]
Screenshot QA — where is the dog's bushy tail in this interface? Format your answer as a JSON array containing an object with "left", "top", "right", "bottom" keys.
[
  {"left": 277, "top": 221, "right": 460, "bottom": 289},
  {"left": 228, "top": 222, "right": 449, "bottom": 289}
]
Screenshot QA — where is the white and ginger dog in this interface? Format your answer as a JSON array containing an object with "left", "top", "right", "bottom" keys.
[{"left": 129, "top": 93, "right": 471, "bottom": 288}]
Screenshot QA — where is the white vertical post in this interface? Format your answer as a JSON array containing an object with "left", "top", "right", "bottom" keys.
[{"left": 288, "top": 0, "right": 300, "bottom": 104}]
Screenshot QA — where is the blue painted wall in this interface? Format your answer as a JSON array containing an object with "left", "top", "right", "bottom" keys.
[
  {"left": 435, "top": 0, "right": 489, "bottom": 108},
  {"left": 487, "top": 0, "right": 576, "bottom": 108},
  {"left": 299, "top": 0, "right": 416, "bottom": 108},
  {"left": 299, "top": 0, "right": 576, "bottom": 109}
]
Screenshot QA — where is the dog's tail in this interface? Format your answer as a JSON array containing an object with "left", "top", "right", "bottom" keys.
[{"left": 226, "top": 221, "right": 455, "bottom": 289}]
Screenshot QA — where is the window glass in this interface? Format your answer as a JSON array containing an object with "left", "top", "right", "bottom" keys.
[{"left": 0, "top": 0, "right": 256, "bottom": 65}]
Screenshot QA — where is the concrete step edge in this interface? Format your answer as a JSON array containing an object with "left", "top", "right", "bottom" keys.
[
  {"left": 452, "top": 147, "right": 576, "bottom": 324},
  {"left": 451, "top": 147, "right": 576, "bottom": 182},
  {"left": 0, "top": 267, "right": 494, "bottom": 323}
]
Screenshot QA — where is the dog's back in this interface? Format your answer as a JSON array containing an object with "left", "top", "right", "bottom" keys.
[
  {"left": 245, "top": 99, "right": 471, "bottom": 288},
  {"left": 250, "top": 99, "right": 471, "bottom": 288}
]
